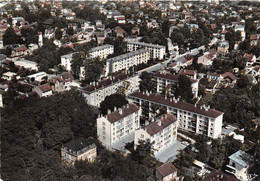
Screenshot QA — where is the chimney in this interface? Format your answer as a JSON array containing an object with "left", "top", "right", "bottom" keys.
[
  {"left": 119, "top": 108, "right": 123, "bottom": 114},
  {"left": 114, "top": 106, "right": 117, "bottom": 111},
  {"left": 126, "top": 104, "right": 129, "bottom": 108},
  {"left": 151, "top": 117, "right": 155, "bottom": 122},
  {"left": 107, "top": 109, "right": 111, "bottom": 114},
  {"left": 145, "top": 120, "right": 149, "bottom": 126},
  {"left": 170, "top": 97, "right": 173, "bottom": 102},
  {"left": 157, "top": 120, "right": 161, "bottom": 126}
]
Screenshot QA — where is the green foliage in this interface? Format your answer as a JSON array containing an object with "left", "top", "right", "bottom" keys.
[
  {"left": 174, "top": 75, "right": 194, "bottom": 103},
  {"left": 31, "top": 40, "right": 60, "bottom": 71},
  {"left": 1, "top": 90, "right": 97, "bottom": 180},
  {"left": 3, "top": 27, "right": 21, "bottom": 45},
  {"left": 100, "top": 94, "right": 128, "bottom": 115},
  {"left": 139, "top": 71, "right": 156, "bottom": 93}
]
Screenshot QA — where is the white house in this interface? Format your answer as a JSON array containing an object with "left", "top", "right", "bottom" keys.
[
  {"left": 90, "top": 44, "right": 114, "bottom": 60},
  {"left": 27, "top": 72, "right": 47, "bottom": 82},
  {"left": 33, "top": 84, "right": 53, "bottom": 97},
  {"left": 61, "top": 53, "right": 74, "bottom": 71},
  {"left": 135, "top": 113, "right": 177, "bottom": 156},
  {"left": 97, "top": 104, "right": 141, "bottom": 150},
  {"left": 226, "top": 150, "right": 255, "bottom": 181}
]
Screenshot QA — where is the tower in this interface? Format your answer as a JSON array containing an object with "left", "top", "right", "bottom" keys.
[{"left": 38, "top": 32, "right": 43, "bottom": 47}]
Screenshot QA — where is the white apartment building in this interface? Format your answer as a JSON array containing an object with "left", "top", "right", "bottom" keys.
[
  {"left": 128, "top": 92, "right": 224, "bottom": 139},
  {"left": 154, "top": 71, "right": 199, "bottom": 98},
  {"left": 80, "top": 73, "right": 140, "bottom": 107},
  {"left": 134, "top": 113, "right": 177, "bottom": 155},
  {"left": 97, "top": 104, "right": 141, "bottom": 149},
  {"left": 226, "top": 150, "right": 255, "bottom": 181},
  {"left": 127, "top": 41, "right": 166, "bottom": 59},
  {"left": 61, "top": 53, "right": 74, "bottom": 71},
  {"left": 105, "top": 49, "right": 150, "bottom": 76},
  {"left": 90, "top": 44, "right": 114, "bottom": 60}
]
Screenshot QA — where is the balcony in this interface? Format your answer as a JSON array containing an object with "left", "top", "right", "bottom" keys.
[{"left": 225, "top": 165, "right": 236, "bottom": 175}]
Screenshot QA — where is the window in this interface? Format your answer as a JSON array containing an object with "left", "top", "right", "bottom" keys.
[{"left": 141, "top": 134, "right": 144, "bottom": 138}]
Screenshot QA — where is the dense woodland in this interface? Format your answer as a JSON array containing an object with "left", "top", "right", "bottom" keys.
[{"left": 1, "top": 90, "right": 161, "bottom": 180}]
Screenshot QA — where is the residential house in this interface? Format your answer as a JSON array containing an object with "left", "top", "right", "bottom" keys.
[
  {"left": 49, "top": 72, "right": 75, "bottom": 92},
  {"left": 221, "top": 72, "right": 237, "bottom": 86},
  {"left": 2, "top": 72, "right": 17, "bottom": 81},
  {"left": 27, "top": 72, "right": 47, "bottom": 82},
  {"left": 179, "top": 69, "right": 197, "bottom": 80},
  {"left": 33, "top": 84, "right": 52, "bottom": 97},
  {"left": 226, "top": 150, "right": 255, "bottom": 181},
  {"left": 97, "top": 104, "right": 140, "bottom": 151},
  {"left": 90, "top": 44, "right": 114, "bottom": 60},
  {"left": 156, "top": 162, "right": 182, "bottom": 181},
  {"left": 217, "top": 41, "right": 229, "bottom": 54},
  {"left": 128, "top": 92, "right": 224, "bottom": 139},
  {"left": 61, "top": 138, "right": 97, "bottom": 165},
  {"left": 198, "top": 50, "right": 216, "bottom": 66},
  {"left": 207, "top": 72, "right": 222, "bottom": 81},
  {"left": 134, "top": 113, "right": 177, "bottom": 156}
]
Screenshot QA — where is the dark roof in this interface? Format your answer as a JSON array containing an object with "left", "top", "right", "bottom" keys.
[
  {"left": 107, "top": 104, "right": 139, "bottom": 123},
  {"left": 154, "top": 71, "right": 197, "bottom": 83},
  {"left": 78, "top": 175, "right": 94, "bottom": 181},
  {"left": 129, "top": 92, "right": 223, "bottom": 118},
  {"left": 81, "top": 73, "right": 135, "bottom": 93},
  {"left": 62, "top": 72, "right": 74, "bottom": 81},
  {"left": 63, "top": 138, "right": 95, "bottom": 152},
  {"left": 203, "top": 171, "right": 238, "bottom": 181},
  {"left": 156, "top": 162, "right": 177, "bottom": 177},
  {"left": 145, "top": 113, "right": 176, "bottom": 136}
]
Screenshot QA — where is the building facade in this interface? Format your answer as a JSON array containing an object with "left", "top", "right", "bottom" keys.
[
  {"left": 128, "top": 92, "right": 223, "bottom": 139},
  {"left": 154, "top": 71, "right": 199, "bottom": 98},
  {"left": 80, "top": 73, "right": 139, "bottom": 107},
  {"left": 61, "top": 53, "right": 74, "bottom": 71},
  {"left": 226, "top": 150, "right": 255, "bottom": 181},
  {"left": 90, "top": 44, "right": 114, "bottom": 60},
  {"left": 134, "top": 113, "right": 177, "bottom": 155},
  {"left": 97, "top": 104, "right": 141, "bottom": 148},
  {"left": 61, "top": 138, "right": 97, "bottom": 165},
  {"left": 127, "top": 41, "right": 166, "bottom": 59},
  {"left": 105, "top": 49, "right": 150, "bottom": 76}
]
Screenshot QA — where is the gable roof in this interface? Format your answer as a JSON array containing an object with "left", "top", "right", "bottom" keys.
[
  {"left": 145, "top": 114, "right": 176, "bottom": 136},
  {"left": 222, "top": 72, "right": 236, "bottom": 81},
  {"left": 107, "top": 104, "right": 139, "bottom": 124},
  {"left": 203, "top": 171, "right": 238, "bottom": 181},
  {"left": 156, "top": 162, "right": 177, "bottom": 177},
  {"left": 39, "top": 84, "right": 52, "bottom": 92},
  {"left": 129, "top": 92, "right": 223, "bottom": 118}
]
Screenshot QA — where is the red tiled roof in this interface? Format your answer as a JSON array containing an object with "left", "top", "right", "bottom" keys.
[
  {"left": 129, "top": 92, "right": 223, "bottom": 118},
  {"left": 107, "top": 104, "right": 139, "bottom": 123},
  {"left": 222, "top": 72, "right": 236, "bottom": 81},
  {"left": 145, "top": 113, "right": 176, "bottom": 136},
  {"left": 156, "top": 162, "right": 177, "bottom": 177},
  {"left": 179, "top": 69, "right": 196, "bottom": 76},
  {"left": 207, "top": 72, "right": 221, "bottom": 77},
  {"left": 250, "top": 34, "right": 258, "bottom": 40},
  {"left": 62, "top": 72, "right": 74, "bottom": 82},
  {"left": 203, "top": 170, "right": 238, "bottom": 181},
  {"left": 39, "top": 84, "right": 52, "bottom": 92}
]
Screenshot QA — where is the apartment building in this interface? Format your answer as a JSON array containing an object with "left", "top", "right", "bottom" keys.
[
  {"left": 61, "top": 138, "right": 97, "bottom": 165},
  {"left": 128, "top": 92, "right": 224, "bottom": 139},
  {"left": 61, "top": 53, "right": 74, "bottom": 71},
  {"left": 105, "top": 49, "right": 150, "bottom": 76},
  {"left": 127, "top": 41, "right": 166, "bottom": 59},
  {"left": 80, "top": 73, "right": 139, "bottom": 107},
  {"left": 154, "top": 71, "right": 199, "bottom": 98},
  {"left": 134, "top": 113, "right": 177, "bottom": 155},
  {"left": 97, "top": 104, "right": 141, "bottom": 149},
  {"left": 90, "top": 44, "right": 114, "bottom": 60},
  {"left": 226, "top": 150, "right": 255, "bottom": 181}
]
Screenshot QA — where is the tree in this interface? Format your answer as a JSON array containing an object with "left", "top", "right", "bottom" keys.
[
  {"left": 139, "top": 72, "right": 156, "bottom": 93},
  {"left": 3, "top": 27, "right": 21, "bottom": 45},
  {"left": 55, "top": 28, "right": 63, "bottom": 40},
  {"left": 174, "top": 75, "right": 194, "bottom": 103},
  {"left": 99, "top": 94, "right": 128, "bottom": 115}
]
